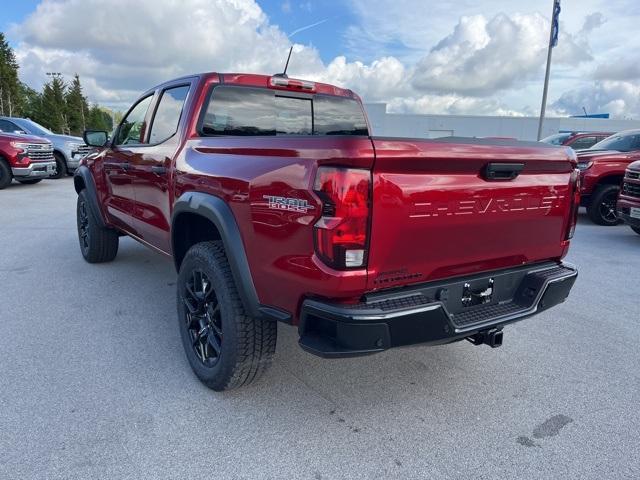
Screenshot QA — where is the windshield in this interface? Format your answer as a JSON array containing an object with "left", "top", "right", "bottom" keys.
[
  {"left": 590, "top": 132, "right": 640, "bottom": 152},
  {"left": 541, "top": 133, "right": 571, "bottom": 145},
  {"left": 15, "top": 118, "right": 53, "bottom": 136}
]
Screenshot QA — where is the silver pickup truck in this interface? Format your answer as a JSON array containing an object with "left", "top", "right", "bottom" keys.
[{"left": 0, "top": 116, "right": 91, "bottom": 179}]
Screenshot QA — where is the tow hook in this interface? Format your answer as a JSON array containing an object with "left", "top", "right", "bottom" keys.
[{"left": 467, "top": 328, "right": 503, "bottom": 348}]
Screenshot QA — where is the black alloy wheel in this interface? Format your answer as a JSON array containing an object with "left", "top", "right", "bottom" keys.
[
  {"left": 587, "top": 184, "right": 621, "bottom": 226},
  {"left": 182, "top": 269, "right": 223, "bottom": 367},
  {"left": 76, "top": 189, "right": 119, "bottom": 262},
  {"left": 78, "top": 197, "right": 91, "bottom": 254},
  {"left": 598, "top": 189, "right": 619, "bottom": 224}
]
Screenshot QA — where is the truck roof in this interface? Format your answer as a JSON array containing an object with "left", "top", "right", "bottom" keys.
[{"left": 149, "top": 72, "right": 358, "bottom": 99}]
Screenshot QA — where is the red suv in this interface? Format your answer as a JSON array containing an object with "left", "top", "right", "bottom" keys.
[{"left": 541, "top": 131, "right": 613, "bottom": 150}]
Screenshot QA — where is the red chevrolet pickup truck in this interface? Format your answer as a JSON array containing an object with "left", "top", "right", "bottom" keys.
[
  {"left": 0, "top": 132, "right": 56, "bottom": 189},
  {"left": 617, "top": 160, "right": 640, "bottom": 235},
  {"left": 576, "top": 129, "right": 640, "bottom": 225},
  {"left": 74, "top": 72, "right": 579, "bottom": 390}
]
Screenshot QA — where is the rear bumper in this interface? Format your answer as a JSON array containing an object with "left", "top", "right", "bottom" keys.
[
  {"left": 11, "top": 161, "right": 57, "bottom": 178},
  {"left": 298, "top": 262, "right": 577, "bottom": 358}
]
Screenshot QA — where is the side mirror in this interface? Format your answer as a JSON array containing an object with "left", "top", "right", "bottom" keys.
[
  {"left": 83, "top": 130, "right": 109, "bottom": 147},
  {"left": 13, "top": 130, "right": 26, "bottom": 135}
]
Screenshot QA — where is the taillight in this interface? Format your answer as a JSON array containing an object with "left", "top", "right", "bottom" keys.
[
  {"left": 566, "top": 169, "right": 581, "bottom": 240},
  {"left": 313, "top": 167, "right": 371, "bottom": 269}
]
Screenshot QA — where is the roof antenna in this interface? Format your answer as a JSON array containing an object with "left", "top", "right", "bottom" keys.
[{"left": 275, "top": 46, "right": 294, "bottom": 78}]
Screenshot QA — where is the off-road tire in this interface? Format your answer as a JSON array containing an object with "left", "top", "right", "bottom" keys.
[
  {"left": 76, "top": 189, "right": 119, "bottom": 262},
  {"left": 631, "top": 226, "right": 640, "bottom": 236},
  {"left": 587, "top": 184, "right": 620, "bottom": 226},
  {"left": 17, "top": 179, "right": 43, "bottom": 185},
  {"left": 51, "top": 152, "right": 67, "bottom": 179},
  {"left": 0, "top": 158, "right": 12, "bottom": 189},
  {"left": 177, "top": 241, "right": 277, "bottom": 391}
]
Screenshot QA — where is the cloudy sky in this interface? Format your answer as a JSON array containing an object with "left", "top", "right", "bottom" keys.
[{"left": 3, "top": 0, "right": 639, "bottom": 118}]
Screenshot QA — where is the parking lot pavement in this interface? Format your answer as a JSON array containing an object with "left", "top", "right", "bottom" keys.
[{"left": 1, "top": 178, "right": 639, "bottom": 480}]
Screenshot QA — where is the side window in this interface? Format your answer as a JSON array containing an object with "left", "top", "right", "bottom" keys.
[
  {"left": 0, "top": 119, "right": 22, "bottom": 133},
  {"left": 570, "top": 136, "right": 596, "bottom": 150},
  {"left": 149, "top": 85, "right": 190, "bottom": 144},
  {"left": 116, "top": 95, "right": 153, "bottom": 146}
]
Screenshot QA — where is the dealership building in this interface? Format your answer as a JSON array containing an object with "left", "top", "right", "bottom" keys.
[{"left": 364, "top": 103, "right": 640, "bottom": 140}]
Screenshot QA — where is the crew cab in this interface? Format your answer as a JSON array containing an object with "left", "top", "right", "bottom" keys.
[
  {"left": 617, "top": 160, "right": 640, "bottom": 235},
  {"left": 576, "top": 129, "right": 640, "bottom": 225},
  {"left": 0, "top": 132, "right": 56, "bottom": 189},
  {"left": 541, "top": 131, "right": 613, "bottom": 150},
  {"left": 74, "top": 72, "right": 579, "bottom": 391},
  {"left": 0, "top": 116, "right": 92, "bottom": 179}
]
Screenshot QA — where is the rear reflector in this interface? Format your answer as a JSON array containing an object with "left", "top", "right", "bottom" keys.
[{"left": 313, "top": 167, "right": 371, "bottom": 269}]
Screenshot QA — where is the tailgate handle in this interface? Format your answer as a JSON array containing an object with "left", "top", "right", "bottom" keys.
[{"left": 483, "top": 163, "right": 524, "bottom": 181}]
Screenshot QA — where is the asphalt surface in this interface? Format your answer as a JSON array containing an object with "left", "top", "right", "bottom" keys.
[{"left": 1, "top": 178, "right": 639, "bottom": 480}]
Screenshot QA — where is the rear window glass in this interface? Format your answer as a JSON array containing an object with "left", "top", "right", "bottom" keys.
[
  {"left": 200, "top": 86, "right": 368, "bottom": 137},
  {"left": 314, "top": 95, "right": 368, "bottom": 135}
]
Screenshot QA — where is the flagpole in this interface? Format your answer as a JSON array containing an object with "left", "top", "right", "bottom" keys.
[{"left": 537, "top": 0, "right": 559, "bottom": 141}]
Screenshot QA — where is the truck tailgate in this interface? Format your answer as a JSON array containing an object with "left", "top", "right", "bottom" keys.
[{"left": 367, "top": 137, "right": 576, "bottom": 290}]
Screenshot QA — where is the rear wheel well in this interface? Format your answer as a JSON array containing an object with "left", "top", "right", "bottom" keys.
[{"left": 172, "top": 212, "right": 222, "bottom": 270}]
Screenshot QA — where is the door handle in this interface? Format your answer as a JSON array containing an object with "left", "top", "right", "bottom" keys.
[
  {"left": 104, "top": 161, "right": 130, "bottom": 170},
  {"left": 483, "top": 162, "right": 524, "bottom": 181},
  {"left": 151, "top": 166, "right": 167, "bottom": 175}
]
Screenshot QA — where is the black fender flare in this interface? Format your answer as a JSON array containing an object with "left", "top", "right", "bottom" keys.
[
  {"left": 73, "top": 165, "right": 106, "bottom": 228},
  {"left": 171, "top": 192, "right": 274, "bottom": 321}
]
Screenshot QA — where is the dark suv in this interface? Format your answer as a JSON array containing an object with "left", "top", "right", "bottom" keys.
[{"left": 541, "top": 132, "right": 613, "bottom": 150}]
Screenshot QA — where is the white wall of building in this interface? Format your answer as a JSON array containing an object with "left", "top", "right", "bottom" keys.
[{"left": 364, "top": 103, "right": 640, "bottom": 141}]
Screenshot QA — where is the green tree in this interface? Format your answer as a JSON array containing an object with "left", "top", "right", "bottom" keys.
[
  {"left": 65, "top": 74, "right": 89, "bottom": 136},
  {"left": 0, "top": 32, "right": 22, "bottom": 117},
  {"left": 19, "top": 83, "right": 45, "bottom": 124},
  {"left": 41, "top": 76, "right": 68, "bottom": 133},
  {"left": 87, "top": 104, "right": 113, "bottom": 132}
]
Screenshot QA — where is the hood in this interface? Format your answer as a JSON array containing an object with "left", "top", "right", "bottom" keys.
[
  {"left": 45, "top": 133, "right": 84, "bottom": 144},
  {"left": 577, "top": 149, "right": 624, "bottom": 160},
  {"left": 0, "top": 132, "right": 52, "bottom": 144}
]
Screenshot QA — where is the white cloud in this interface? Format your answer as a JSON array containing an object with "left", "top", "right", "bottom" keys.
[
  {"left": 8, "top": 0, "right": 633, "bottom": 118},
  {"left": 412, "top": 13, "right": 593, "bottom": 96},
  {"left": 387, "top": 95, "right": 525, "bottom": 116},
  {"left": 12, "top": 0, "right": 323, "bottom": 107},
  {"left": 552, "top": 80, "right": 640, "bottom": 118}
]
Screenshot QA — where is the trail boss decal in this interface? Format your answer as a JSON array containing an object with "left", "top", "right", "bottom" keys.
[{"left": 263, "top": 195, "right": 315, "bottom": 213}]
